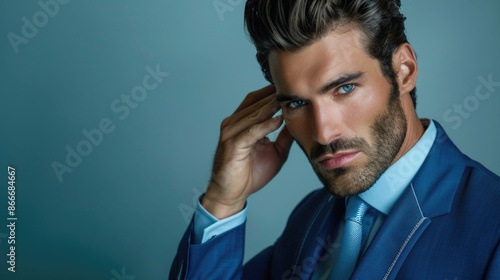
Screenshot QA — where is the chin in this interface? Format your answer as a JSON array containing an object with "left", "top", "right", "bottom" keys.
[
  {"left": 320, "top": 170, "right": 372, "bottom": 197},
  {"left": 325, "top": 180, "right": 371, "bottom": 198},
  {"left": 320, "top": 167, "right": 374, "bottom": 198}
]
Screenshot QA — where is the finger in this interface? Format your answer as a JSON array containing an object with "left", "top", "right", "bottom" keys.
[
  {"left": 235, "top": 115, "right": 284, "bottom": 149},
  {"left": 226, "top": 93, "right": 278, "bottom": 126},
  {"left": 221, "top": 97, "right": 280, "bottom": 142},
  {"left": 233, "top": 85, "right": 275, "bottom": 114},
  {"left": 273, "top": 125, "right": 294, "bottom": 162}
]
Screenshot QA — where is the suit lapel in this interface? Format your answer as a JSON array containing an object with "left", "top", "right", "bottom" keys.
[
  {"left": 352, "top": 184, "right": 431, "bottom": 280},
  {"left": 352, "top": 121, "right": 467, "bottom": 279}
]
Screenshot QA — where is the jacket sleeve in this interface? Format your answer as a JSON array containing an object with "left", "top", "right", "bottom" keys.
[
  {"left": 169, "top": 189, "right": 325, "bottom": 279},
  {"left": 169, "top": 218, "right": 246, "bottom": 280}
]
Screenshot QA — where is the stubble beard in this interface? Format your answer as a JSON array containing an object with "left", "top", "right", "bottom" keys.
[{"left": 301, "top": 83, "right": 407, "bottom": 198}]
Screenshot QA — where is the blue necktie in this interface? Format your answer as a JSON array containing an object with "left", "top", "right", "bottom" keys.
[{"left": 328, "top": 196, "right": 369, "bottom": 280}]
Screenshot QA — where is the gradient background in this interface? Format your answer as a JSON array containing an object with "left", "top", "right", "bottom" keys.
[{"left": 0, "top": 0, "right": 499, "bottom": 279}]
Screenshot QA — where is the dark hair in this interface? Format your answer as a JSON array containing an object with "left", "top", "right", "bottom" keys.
[{"left": 244, "top": 0, "right": 417, "bottom": 108}]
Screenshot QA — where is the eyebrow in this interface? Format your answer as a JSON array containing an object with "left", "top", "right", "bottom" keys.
[
  {"left": 275, "top": 71, "right": 365, "bottom": 103},
  {"left": 320, "top": 71, "right": 364, "bottom": 94}
]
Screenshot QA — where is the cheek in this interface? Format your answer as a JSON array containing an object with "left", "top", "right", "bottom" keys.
[
  {"left": 284, "top": 117, "right": 301, "bottom": 140},
  {"left": 345, "top": 87, "right": 389, "bottom": 130},
  {"left": 284, "top": 114, "right": 311, "bottom": 148}
]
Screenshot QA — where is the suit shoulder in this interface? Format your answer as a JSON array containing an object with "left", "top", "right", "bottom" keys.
[
  {"left": 465, "top": 157, "right": 500, "bottom": 193},
  {"left": 458, "top": 160, "right": 500, "bottom": 223}
]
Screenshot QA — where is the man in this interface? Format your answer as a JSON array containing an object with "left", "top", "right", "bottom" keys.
[{"left": 170, "top": 0, "right": 500, "bottom": 279}]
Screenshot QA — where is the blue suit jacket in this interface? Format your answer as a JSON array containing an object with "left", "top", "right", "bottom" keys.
[{"left": 170, "top": 122, "right": 500, "bottom": 279}]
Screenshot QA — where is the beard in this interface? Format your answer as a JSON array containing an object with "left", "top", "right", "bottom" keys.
[{"left": 298, "top": 80, "right": 407, "bottom": 197}]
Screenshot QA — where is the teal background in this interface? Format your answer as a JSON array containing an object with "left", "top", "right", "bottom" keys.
[{"left": 0, "top": 0, "right": 499, "bottom": 279}]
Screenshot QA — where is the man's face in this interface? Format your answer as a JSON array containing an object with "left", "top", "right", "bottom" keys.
[{"left": 269, "top": 28, "right": 408, "bottom": 197}]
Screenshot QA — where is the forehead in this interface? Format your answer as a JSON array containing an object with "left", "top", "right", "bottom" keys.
[{"left": 268, "top": 28, "right": 378, "bottom": 92}]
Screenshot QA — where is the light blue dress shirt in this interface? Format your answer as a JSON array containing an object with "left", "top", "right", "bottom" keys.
[
  {"left": 193, "top": 199, "right": 247, "bottom": 243},
  {"left": 193, "top": 120, "right": 437, "bottom": 277}
]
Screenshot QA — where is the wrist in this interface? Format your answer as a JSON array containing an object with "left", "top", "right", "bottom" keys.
[{"left": 202, "top": 190, "right": 246, "bottom": 219}]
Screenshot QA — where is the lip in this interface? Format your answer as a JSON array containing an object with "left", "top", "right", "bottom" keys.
[{"left": 316, "top": 151, "right": 360, "bottom": 169}]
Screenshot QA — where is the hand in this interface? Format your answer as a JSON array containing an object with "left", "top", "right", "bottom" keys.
[{"left": 203, "top": 85, "right": 294, "bottom": 219}]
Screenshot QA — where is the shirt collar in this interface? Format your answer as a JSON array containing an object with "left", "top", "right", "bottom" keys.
[{"left": 358, "top": 119, "right": 437, "bottom": 215}]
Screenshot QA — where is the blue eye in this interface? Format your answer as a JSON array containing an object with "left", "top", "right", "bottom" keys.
[
  {"left": 339, "top": 84, "right": 356, "bottom": 94},
  {"left": 289, "top": 100, "right": 306, "bottom": 108}
]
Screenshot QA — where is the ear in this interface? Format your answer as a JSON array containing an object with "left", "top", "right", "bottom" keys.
[{"left": 392, "top": 43, "right": 418, "bottom": 97}]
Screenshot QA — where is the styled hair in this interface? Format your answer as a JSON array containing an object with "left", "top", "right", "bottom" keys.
[{"left": 244, "top": 0, "right": 417, "bottom": 108}]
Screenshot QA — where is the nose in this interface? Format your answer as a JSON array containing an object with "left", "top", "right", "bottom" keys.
[{"left": 311, "top": 103, "right": 342, "bottom": 145}]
